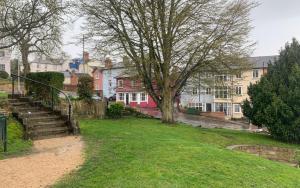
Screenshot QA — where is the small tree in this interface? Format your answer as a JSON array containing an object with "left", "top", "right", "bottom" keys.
[
  {"left": 243, "top": 38, "right": 300, "bottom": 143},
  {"left": 78, "top": 75, "right": 94, "bottom": 102},
  {"left": 0, "top": 71, "right": 9, "bottom": 79}
]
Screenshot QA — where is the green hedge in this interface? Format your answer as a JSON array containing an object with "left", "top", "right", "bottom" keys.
[
  {"left": 186, "top": 108, "right": 201, "bottom": 115},
  {"left": 25, "top": 72, "right": 64, "bottom": 102},
  {"left": 0, "top": 71, "right": 9, "bottom": 79},
  {"left": 78, "top": 75, "right": 93, "bottom": 102}
]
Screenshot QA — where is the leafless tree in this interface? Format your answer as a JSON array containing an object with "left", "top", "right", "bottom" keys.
[
  {"left": 80, "top": 0, "right": 256, "bottom": 123},
  {"left": 0, "top": 0, "right": 66, "bottom": 74}
]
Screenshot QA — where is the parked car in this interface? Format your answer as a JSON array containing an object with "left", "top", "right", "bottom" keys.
[
  {"left": 108, "top": 94, "right": 116, "bottom": 101},
  {"left": 92, "top": 95, "right": 102, "bottom": 101}
]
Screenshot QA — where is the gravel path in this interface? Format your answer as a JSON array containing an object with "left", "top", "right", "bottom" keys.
[{"left": 0, "top": 136, "right": 84, "bottom": 188}]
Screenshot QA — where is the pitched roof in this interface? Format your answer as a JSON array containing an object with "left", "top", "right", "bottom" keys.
[{"left": 249, "top": 56, "right": 278, "bottom": 68}]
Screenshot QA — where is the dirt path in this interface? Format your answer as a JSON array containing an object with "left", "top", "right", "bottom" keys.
[{"left": 0, "top": 136, "right": 84, "bottom": 188}]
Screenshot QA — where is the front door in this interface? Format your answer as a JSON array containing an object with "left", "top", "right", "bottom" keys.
[
  {"left": 125, "top": 93, "right": 129, "bottom": 105},
  {"left": 206, "top": 103, "right": 212, "bottom": 112}
]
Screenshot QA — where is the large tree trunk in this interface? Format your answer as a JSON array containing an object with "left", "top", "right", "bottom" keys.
[
  {"left": 161, "top": 88, "right": 174, "bottom": 124},
  {"left": 20, "top": 45, "right": 30, "bottom": 75}
]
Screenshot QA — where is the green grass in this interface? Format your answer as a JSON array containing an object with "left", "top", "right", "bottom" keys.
[
  {"left": 54, "top": 118, "right": 300, "bottom": 188},
  {"left": 0, "top": 118, "right": 32, "bottom": 159},
  {"left": 0, "top": 92, "right": 7, "bottom": 99}
]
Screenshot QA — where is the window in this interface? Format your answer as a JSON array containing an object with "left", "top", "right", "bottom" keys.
[
  {"left": 188, "top": 103, "right": 203, "bottom": 111},
  {"left": 109, "top": 80, "right": 112, "bottom": 87},
  {"left": 234, "top": 104, "right": 241, "bottom": 113},
  {"left": 37, "top": 64, "right": 40, "bottom": 68},
  {"left": 236, "top": 72, "right": 242, "bottom": 79},
  {"left": 141, "top": 93, "right": 146, "bottom": 101},
  {"left": 253, "top": 69, "right": 259, "bottom": 78},
  {"left": 132, "top": 93, "right": 137, "bottom": 101},
  {"left": 118, "top": 80, "right": 123, "bottom": 88},
  {"left": 96, "top": 72, "right": 100, "bottom": 79},
  {"left": 206, "top": 88, "right": 212, "bottom": 95},
  {"left": 0, "top": 51, "right": 4, "bottom": 57},
  {"left": 118, "top": 93, "right": 124, "bottom": 100},
  {"left": 215, "top": 86, "right": 229, "bottom": 99},
  {"left": 95, "top": 84, "right": 99, "bottom": 90},
  {"left": 0, "top": 64, "right": 5, "bottom": 71},
  {"left": 192, "top": 88, "right": 198, "bottom": 95},
  {"left": 235, "top": 86, "right": 242, "bottom": 95},
  {"left": 215, "top": 75, "right": 228, "bottom": 82},
  {"left": 131, "top": 80, "right": 137, "bottom": 87},
  {"left": 215, "top": 103, "right": 228, "bottom": 113}
]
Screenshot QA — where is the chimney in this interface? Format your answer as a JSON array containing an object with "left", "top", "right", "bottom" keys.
[
  {"left": 105, "top": 58, "right": 113, "bottom": 68},
  {"left": 83, "top": 52, "right": 90, "bottom": 63}
]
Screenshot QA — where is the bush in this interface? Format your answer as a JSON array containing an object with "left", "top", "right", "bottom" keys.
[
  {"left": 26, "top": 72, "right": 64, "bottom": 102},
  {"left": 107, "top": 102, "right": 124, "bottom": 118},
  {"left": 186, "top": 108, "right": 201, "bottom": 115},
  {"left": 0, "top": 71, "right": 9, "bottom": 79},
  {"left": 122, "top": 107, "right": 152, "bottom": 118},
  {"left": 77, "top": 75, "right": 93, "bottom": 102}
]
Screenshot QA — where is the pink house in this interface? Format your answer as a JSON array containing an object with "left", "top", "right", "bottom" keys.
[
  {"left": 115, "top": 76, "right": 157, "bottom": 108},
  {"left": 92, "top": 68, "right": 104, "bottom": 97}
]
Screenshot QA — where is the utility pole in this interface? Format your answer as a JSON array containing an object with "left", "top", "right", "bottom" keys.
[
  {"left": 17, "top": 59, "right": 21, "bottom": 94},
  {"left": 82, "top": 34, "right": 85, "bottom": 73},
  {"left": 198, "top": 72, "right": 201, "bottom": 111}
]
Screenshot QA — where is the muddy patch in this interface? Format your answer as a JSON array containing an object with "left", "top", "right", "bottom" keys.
[{"left": 228, "top": 145, "right": 299, "bottom": 167}]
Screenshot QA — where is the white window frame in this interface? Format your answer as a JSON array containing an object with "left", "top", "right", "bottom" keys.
[
  {"left": 96, "top": 71, "right": 100, "bottom": 79},
  {"left": 235, "top": 86, "right": 242, "bottom": 95},
  {"left": 253, "top": 69, "right": 259, "bottom": 78},
  {"left": 131, "top": 93, "right": 137, "bottom": 102},
  {"left": 236, "top": 72, "right": 242, "bottom": 79},
  {"left": 234, "top": 104, "right": 241, "bottom": 113},
  {"left": 118, "top": 80, "right": 123, "bottom": 88},
  {"left": 131, "top": 80, "right": 137, "bottom": 87},
  {"left": 192, "top": 88, "right": 198, "bottom": 95},
  {"left": 141, "top": 93, "right": 146, "bottom": 102},
  {"left": 0, "top": 64, "right": 5, "bottom": 71},
  {"left": 118, "top": 93, "right": 124, "bottom": 101},
  {"left": 206, "top": 88, "right": 212, "bottom": 95}
]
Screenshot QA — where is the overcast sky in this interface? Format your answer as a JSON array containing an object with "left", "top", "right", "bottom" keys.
[{"left": 62, "top": 0, "right": 300, "bottom": 58}]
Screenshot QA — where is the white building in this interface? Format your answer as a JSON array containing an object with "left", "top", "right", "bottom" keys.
[
  {"left": 23, "top": 56, "right": 70, "bottom": 73},
  {"left": 0, "top": 48, "right": 12, "bottom": 75},
  {"left": 180, "top": 56, "right": 278, "bottom": 119}
]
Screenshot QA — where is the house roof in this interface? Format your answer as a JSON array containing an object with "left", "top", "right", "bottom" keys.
[{"left": 249, "top": 56, "right": 278, "bottom": 68}]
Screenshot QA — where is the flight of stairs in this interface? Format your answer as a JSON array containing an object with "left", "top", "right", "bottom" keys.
[{"left": 9, "top": 96, "right": 72, "bottom": 140}]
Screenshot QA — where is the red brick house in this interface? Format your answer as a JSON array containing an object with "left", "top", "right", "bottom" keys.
[
  {"left": 115, "top": 75, "right": 157, "bottom": 108},
  {"left": 92, "top": 68, "right": 103, "bottom": 97}
]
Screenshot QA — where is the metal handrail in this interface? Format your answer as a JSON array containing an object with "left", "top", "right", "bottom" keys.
[{"left": 11, "top": 74, "right": 72, "bottom": 122}]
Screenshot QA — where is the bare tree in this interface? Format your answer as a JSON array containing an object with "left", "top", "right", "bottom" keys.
[
  {"left": 80, "top": 0, "right": 256, "bottom": 123},
  {"left": 8, "top": 0, "right": 66, "bottom": 74},
  {"left": 0, "top": 0, "right": 62, "bottom": 49}
]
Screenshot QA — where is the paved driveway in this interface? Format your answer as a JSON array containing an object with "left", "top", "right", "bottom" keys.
[{"left": 138, "top": 108, "right": 250, "bottom": 131}]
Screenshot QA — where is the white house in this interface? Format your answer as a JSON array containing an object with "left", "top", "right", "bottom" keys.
[{"left": 0, "top": 48, "right": 12, "bottom": 75}]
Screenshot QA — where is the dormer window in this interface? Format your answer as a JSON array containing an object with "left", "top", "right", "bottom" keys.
[{"left": 118, "top": 79, "right": 123, "bottom": 88}]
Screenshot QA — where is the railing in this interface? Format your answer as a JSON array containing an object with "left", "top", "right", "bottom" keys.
[{"left": 11, "top": 74, "right": 72, "bottom": 122}]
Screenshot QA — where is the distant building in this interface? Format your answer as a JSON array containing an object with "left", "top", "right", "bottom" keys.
[
  {"left": 0, "top": 47, "right": 11, "bottom": 75},
  {"left": 115, "top": 75, "right": 157, "bottom": 108},
  {"left": 180, "top": 56, "right": 278, "bottom": 119}
]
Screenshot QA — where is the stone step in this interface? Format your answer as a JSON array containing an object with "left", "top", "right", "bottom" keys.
[
  {"left": 31, "top": 132, "right": 70, "bottom": 140},
  {"left": 28, "top": 126, "right": 70, "bottom": 139},
  {"left": 19, "top": 111, "right": 53, "bottom": 118},
  {"left": 10, "top": 102, "right": 30, "bottom": 106},
  {"left": 26, "top": 115, "right": 62, "bottom": 122},
  {"left": 27, "top": 120, "right": 67, "bottom": 129}
]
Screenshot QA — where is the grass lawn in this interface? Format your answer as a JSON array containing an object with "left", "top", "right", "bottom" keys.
[
  {"left": 0, "top": 117, "right": 32, "bottom": 159},
  {"left": 54, "top": 118, "right": 300, "bottom": 188}
]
